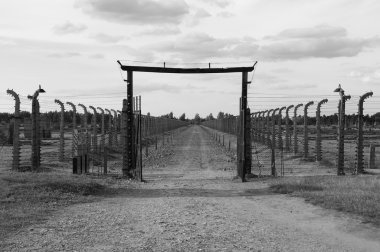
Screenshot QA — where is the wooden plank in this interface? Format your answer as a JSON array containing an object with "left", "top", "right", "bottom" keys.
[{"left": 117, "top": 61, "right": 256, "bottom": 74}]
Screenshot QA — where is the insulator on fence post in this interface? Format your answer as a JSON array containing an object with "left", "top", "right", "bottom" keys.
[
  {"left": 55, "top": 99, "right": 65, "bottom": 162},
  {"left": 303, "top": 101, "right": 314, "bottom": 159},
  {"left": 316, "top": 99, "right": 328, "bottom": 161},
  {"left": 66, "top": 102, "right": 77, "bottom": 157},
  {"left": 355, "top": 91, "right": 373, "bottom": 174},
  {"left": 278, "top": 106, "right": 286, "bottom": 150},
  {"left": 293, "top": 104, "right": 303, "bottom": 155},
  {"left": 6, "top": 89, "right": 21, "bottom": 171},
  {"left": 285, "top": 105, "right": 294, "bottom": 151}
]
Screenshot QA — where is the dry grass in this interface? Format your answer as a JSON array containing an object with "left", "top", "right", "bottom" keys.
[
  {"left": 269, "top": 175, "right": 380, "bottom": 226},
  {"left": 0, "top": 172, "right": 115, "bottom": 243}
]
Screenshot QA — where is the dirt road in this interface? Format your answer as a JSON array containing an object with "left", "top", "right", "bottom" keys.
[{"left": 3, "top": 125, "right": 380, "bottom": 251}]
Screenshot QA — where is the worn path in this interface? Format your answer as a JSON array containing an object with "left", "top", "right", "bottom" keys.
[{"left": 3, "top": 125, "right": 380, "bottom": 251}]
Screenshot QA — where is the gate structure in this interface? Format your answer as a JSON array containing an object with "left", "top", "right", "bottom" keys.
[{"left": 118, "top": 61, "right": 257, "bottom": 182}]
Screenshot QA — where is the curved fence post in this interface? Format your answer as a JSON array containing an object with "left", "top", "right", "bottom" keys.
[
  {"left": 105, "top": 109, "right": 113, "bottom": 147},
  {"left": 271, "top": 108, "right": 279, "bottom": 149},
  {"left": 293, "top": 103, "right": 303, "bottom": 155},
  {"left": 78, "top": 104, "right": 89, "bottom": 155},
  {"left": 66, "top": 102, "right": 77, "bottom": 157},
  {"left": 54, "top": 99, "right": 65, "bottom": 162},
  {"left": 355, "top": 91, "right": 373, "bottom": 174},
  {"left": 97, "top": 107, "right": 105, "bottom": 151},
  {"left": 316, "top": 99, "right": 328, "bottom": 161},
  {"left": 266, "top": 109, "right": 273, "bottom": 147},
  {"left": 111, "top": 109, "right": 118, "bottom": 146},
  {"left": 303, "top": 101, "right": 314, "bottom": 158},
  {"left": 278, "top": 106, "right": 286, "bottom": 150},
  {"left": 285, "top": 105, "right": 294, "bottom": 151},
  {"left": 6, "top": 89, "right": 20, "bottom": 170},
  {"left": 89, "top": 106, "right": 98, "bottom": 152}
]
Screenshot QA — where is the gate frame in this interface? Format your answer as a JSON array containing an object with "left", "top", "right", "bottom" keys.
[{"left": 117, "top": 61, "right": 257, "bottom": 182}]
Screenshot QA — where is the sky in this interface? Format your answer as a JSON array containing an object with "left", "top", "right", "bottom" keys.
[{"left": 1, "top": 0, "right": 380, "bottom": 118}]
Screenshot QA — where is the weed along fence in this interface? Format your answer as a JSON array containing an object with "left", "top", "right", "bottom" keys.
[
  {"left": 2, "top": 88, "right": 187, "bottom": 180},
  {"left": 203, "top": 86, "right": 380, "bottom": 177}
]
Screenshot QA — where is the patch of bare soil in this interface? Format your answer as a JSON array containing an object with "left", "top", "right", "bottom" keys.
[{"left": 2, "top": 125, "right": 380, "bottom": 251}]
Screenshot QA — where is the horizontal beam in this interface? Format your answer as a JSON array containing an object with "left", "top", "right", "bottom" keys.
[{"left": 117, "top": 61, "right": 256, "bottom": 74}]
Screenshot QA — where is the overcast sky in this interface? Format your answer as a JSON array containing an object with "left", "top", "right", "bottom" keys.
[{"left": 1, "top": 0, "right": 380, "bottom": 118}]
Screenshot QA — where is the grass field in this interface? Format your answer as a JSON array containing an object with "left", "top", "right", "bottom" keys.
[{"left": 269, "top": 175, "right": 380, "bottom": 226}]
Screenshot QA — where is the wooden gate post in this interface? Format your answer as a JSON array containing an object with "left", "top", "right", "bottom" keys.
[
  {"left": 7, "top": 89, "right": 21, "bottom": 170},
  {"left": 55, "top": 99, "right": 65, "bottom": 162},
  {"left": 316, "top": 99, "right": 328, "bottom": 161}
]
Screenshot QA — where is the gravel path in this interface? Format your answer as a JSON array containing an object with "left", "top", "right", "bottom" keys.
[{"left": 3, "top": 125, "right": 380, "bottom": 251}]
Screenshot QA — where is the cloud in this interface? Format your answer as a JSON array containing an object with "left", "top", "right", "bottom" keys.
[
  {"left": 258, "top": 25, "right": 380, "bottom": 61},
  {"left": 217, "top": 11, "right": 234, "bottom": 18},
  {"left": 47, "top": 52, "right": 82, "bottom": 58},
  {"left": 76, "top": 0, "right": 189, "bottom": 24},
  {"left": 348, "top": 68, "right": 380, "bottom": 85},
  {"left": 53, "top": 22, "right": 87, "bottom": 34},
  {"left": 201, "top": 0, "right": 231, "bottom": 8},
  {"left": 138, "top": 26, "right": 181, "bottom": 36},
  {"left": 89, "top": 53, "right": 105, "bottom": 59},
  {"left": 90, "top": 33, "right": 124, "bottom": 43},
  {"left": 150, "top": 33, "right": 258, "bottom": 62},
  {"left": 185, "top": 8, "right": 211, "bottom": 26}
]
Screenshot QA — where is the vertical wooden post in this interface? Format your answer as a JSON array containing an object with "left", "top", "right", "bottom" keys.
[
  {"left": 55, "top": 99, "right": 65, "bottom": 162},
  {"left": 124, "top": 70, "right": 134, "bottom": 177},
  {"left": 30, "top": 91, "right": 42, "bottom": 171}
]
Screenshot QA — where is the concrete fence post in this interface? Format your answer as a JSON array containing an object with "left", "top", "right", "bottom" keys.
[
  {"left": 105, "top": 109, "right": 113, "bottom": 147},
  {"left": 271, "top": 108, "right": 279, "bottom": 149},
  {"left": 278, "top": 106, "right": 286, "bottom": 150},
  {"left": 285, "top": 105, "right": 294, "bottom": 151},
  {"left": 54, "top": 99, "right": 65, "bottom": 162},
  {"left": 316, "top": 99, "right": 328, "bottom": 161},
  {"left": 89, "top": 106, "right": 98, "bottom": 152},
  {"left": 355, "top": 91, "right": 373, "bottom": 174},
  {"left": 6, "top": 89, "right": 20, "bottom": 170},
  {"left": 66, "top": 102, "right": 77, "bottom": 157},
  {"left": 111, "top": 109, "right": 118, "bottom": 146},
  {"left": 303, "top": 101, "right": 314, "bottom": 158},
  {"left": 97, "top": 107, "right": 105, "bottom": 152},
  {"left": 266, "top": 109, "right": 274, "bottom": 147},
  {"left": 293, "top": 104, "right": 303, "bottom": 155}
]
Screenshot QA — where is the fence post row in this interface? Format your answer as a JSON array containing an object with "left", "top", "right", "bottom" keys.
[
  {"left": 293, "top": 104, "right": 303, "bottom": 155},
  {"left": 54, "top": 99, "right": 65, "bottom": 162},
  {"left": 315, "top": 99, "right": 328, "bottom": 161},
  {"left": 355, "top": 91, "right": 373, "bottom": 174},
  {"left": 303, "top": 101, "right": 314, "bottom": 158},
  {"left": 6, "top": 89, "right": 21, "bottom": 171}
]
